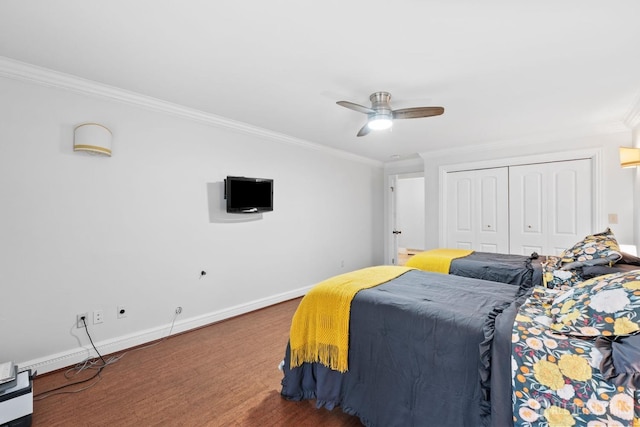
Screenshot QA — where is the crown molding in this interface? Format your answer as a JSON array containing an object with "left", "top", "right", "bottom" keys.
[{"left": 0, "top": 56, "right": 382, "bottom": 167}]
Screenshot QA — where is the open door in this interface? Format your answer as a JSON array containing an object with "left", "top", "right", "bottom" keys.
[{"left": 389, "top": 173, "right": 425, "bottom": 265}]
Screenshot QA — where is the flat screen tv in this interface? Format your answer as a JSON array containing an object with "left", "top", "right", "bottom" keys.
[{"left": 225, "top": 176, "right": 274, "bottom": 213}]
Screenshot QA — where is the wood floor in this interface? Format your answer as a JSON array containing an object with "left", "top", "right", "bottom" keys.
[
  {"left": 32, "top": 298, "right": 363, "bottom": 426},
  {"left": 397, "top": 247, "right": 421, "bottom": 266}
]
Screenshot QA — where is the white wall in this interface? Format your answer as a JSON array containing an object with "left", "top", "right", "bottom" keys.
[
  {"left": 0, "top": 75, "right": 384, "bottom": 372},
  {"left": 420, "top": 130, "right": 636, "bottom": 250}
]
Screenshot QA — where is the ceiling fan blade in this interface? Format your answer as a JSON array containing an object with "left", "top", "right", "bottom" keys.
[
  {"left": 337, "top": 100, "right": 375, "bottom": 114},
  {"left": 392, "top": 106, "right": 444, "bottom": 119},
  {"left": 357, "top": 123, "right": 371, "bottom": 137}
]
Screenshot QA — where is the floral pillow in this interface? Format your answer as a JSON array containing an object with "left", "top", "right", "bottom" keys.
[
  {"left": 542, "top": 256, "right": 582, "bottom": 289},
  {"left": 550, "top": 270, "right": 640, "bottom": 337},
  {"left": 557, "top": 228, "right": 622, "bottom": 270}
]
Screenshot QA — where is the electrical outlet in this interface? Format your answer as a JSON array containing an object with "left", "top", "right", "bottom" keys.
[
  {"left": 117, "top": 305, "right": 127, "bottom": 319},
  {"left": 175, "top": 306, "right": 182, "bottom": 315},
  {"left": 77, "top": 313, "right": 88, "bottom": 328},
  {"left": 93, "top": 310, "right": 104, "bottom": 324}
]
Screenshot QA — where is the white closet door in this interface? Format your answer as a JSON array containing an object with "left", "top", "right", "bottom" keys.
[
  {"left": 509, "top": 159, "right": 592, "bottom": 255},
  {"left": 446, "top": 168, "right": 509, "bottom": 252}
]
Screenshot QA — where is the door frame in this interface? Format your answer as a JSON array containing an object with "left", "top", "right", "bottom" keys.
[{"left": 386, "top": 171, "right": 425, "bottom": 265}]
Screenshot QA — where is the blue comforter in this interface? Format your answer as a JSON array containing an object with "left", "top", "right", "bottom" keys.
[{"left": 281, "top": 269, "right": 528, "bottom": 426}]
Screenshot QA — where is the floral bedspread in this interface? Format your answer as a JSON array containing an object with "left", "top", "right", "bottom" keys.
[
  {"left": 511, "top": 287, "right": 639, "bottom": 426},
  {"left": 542, "top": 255, "right": 584, "bottom": 289}
]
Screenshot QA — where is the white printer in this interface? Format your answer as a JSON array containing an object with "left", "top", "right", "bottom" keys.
[{"left": 0, "top": 369, "right": 32, "bottom": 427}]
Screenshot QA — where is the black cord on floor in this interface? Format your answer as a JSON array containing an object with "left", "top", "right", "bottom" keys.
[
  {"left": 34, "top": 317, "right": 106, "bottom": 400},
  {"left": 34, "top": 311, "right": 180, "bottom": 400}
]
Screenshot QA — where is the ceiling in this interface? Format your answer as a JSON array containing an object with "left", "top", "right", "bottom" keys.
[{"left": 1, "top": 1, "right": 639, "bottom": 163}]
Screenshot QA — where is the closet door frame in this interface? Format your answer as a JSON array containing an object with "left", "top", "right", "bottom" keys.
[{"left": 438, "top": 148, "right": 603, "bottom": 249}]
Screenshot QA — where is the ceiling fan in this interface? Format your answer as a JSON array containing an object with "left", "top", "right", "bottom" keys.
[{"left": 336, "top": 91, "right": 444, "bottom": 137}]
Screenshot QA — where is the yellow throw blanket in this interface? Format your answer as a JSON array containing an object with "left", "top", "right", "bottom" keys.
[
  {"left": 289, "top": 265, "right": 415, "bottom": 373},
  {"left": 405, "top": 248, "right": 474, "bottom": 273}
]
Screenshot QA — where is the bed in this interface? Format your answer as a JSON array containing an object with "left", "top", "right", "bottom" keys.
[
  {"left": 405, "top": 228, "right": 639, "bottom": 290},
  {"left": 280, "top": 266, "right": 531, "bottom": 426},
  {"left": 404, "top": 248, "right": 544, "bottom": 289},
  {"left": 509, "top": 277, "right": 640, "bottom": 426},
  {"left": 280, "top": 229, "right": 640, "bottom": 426}
]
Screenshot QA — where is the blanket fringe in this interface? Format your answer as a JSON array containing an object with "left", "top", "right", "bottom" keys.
[{"left": 290, "top": 343, "right": 345, "bottom": 373}]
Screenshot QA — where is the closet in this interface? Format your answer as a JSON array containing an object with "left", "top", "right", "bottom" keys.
[
  {"left": 444, "top": 158, "right": 592, "bottom": 255},
  {"left": 446, "top": 167, "right": 509, "bottom": 253}
]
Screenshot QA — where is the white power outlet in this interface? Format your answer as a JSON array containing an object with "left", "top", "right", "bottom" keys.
[
  {"left": 93, "top": 310, "right": 104, "bottom": 324},
  {"left": 117, "top": 305, "right": 127, "bottom": 319},
  {"left": 77, "top": 313, "right": 88, "bottom": 328}
]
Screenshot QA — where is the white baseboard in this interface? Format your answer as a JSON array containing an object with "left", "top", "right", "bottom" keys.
[{"left": 19, "top": 286, "right": 311, "bottom": 375}]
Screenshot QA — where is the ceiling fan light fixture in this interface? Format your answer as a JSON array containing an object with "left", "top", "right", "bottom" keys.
[
  {"left": 368, "top": 113, "right": 393, "bottom": 131},
  {"left": 336, "top": 91, "right": 444, "bottom": 137}
]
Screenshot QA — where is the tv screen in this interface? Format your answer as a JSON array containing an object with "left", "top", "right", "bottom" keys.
[{"left": 225, "top": 176, "right": 273, "bottom": 213}]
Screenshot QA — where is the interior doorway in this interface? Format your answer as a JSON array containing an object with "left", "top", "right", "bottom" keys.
[{"left": 390, "top": 172, "right": 425, "bottom": 265}]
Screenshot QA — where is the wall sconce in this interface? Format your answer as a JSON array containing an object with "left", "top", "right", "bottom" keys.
[
  {"left": 74, "top": 123, "right": 112, "bottom": 157},
  {"left": 619, "top": 147, "right": 640, "bottom": 168}
]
